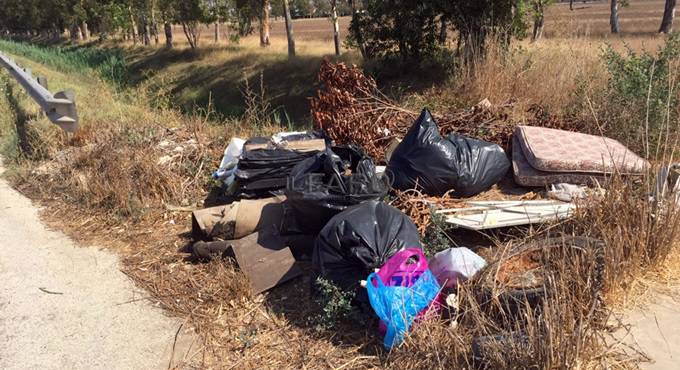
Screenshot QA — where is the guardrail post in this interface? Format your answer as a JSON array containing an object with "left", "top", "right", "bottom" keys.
[{"left": 0, "top": 51, "right": 79, "bottom": 132}]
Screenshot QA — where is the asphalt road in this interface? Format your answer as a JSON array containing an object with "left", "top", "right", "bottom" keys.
[{"left": 0, "top": 161, "right": 195, "bottom": 370}]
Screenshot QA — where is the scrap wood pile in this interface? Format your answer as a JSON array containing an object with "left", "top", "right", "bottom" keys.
[{"left": 178, "top": 61, "right": 664, "bottom": 365}]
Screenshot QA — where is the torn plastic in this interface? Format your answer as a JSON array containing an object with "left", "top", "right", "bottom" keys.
[
  {"left": 213, "top": 137, "right": 246, "bottom": 185},
  {"left": 285, "top": 145, "right": 389, "bottom": 234},
  {"left": 387, "top": 108, "right": 510, "bottom": 197},
  {"left": 313, "top": 200, "right": 422, "bottom": 302}
]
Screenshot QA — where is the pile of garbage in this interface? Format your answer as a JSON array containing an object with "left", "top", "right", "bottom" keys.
[
  {"left": 186, "top": 72, "right": 653, "bottom": 351},
  {"left": 310, "top": 60, "right": 523, "bottom": 160}
]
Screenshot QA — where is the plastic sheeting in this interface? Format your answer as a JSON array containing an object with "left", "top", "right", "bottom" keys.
[{"left": 387, "top": 109, "right": 510, "bottom": 197}]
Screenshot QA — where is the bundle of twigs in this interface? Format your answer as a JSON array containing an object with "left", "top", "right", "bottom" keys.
[{"left": 389, "top": 189, "right": 463, "bottom": 235}]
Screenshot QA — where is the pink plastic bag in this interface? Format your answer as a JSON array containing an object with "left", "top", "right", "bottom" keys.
[
  {"left": 374, "top": 248, "right": 441, "bottom": 334},
  {"left": 376, "top": 248, "right": 429, "bottom": 287}
]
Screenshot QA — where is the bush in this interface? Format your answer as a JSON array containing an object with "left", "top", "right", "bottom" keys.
[
  {"left": 310, "top": 277, "right": 357, "bottom": 331},
  {"left": 601, "top": 33, "right": 680, "bottom": 154},
  {"left": 347, "top": 1, "right": 442, "bottom": 61}
]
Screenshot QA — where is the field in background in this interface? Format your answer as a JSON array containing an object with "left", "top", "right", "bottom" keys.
[{"left": 133, "top": 0, "right": 673, "bottom": 126}]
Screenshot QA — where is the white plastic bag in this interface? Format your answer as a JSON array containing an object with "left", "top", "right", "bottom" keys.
[
  {"left": 213, "top": 138, "right": 245, "bottom": 183},
  {"left": 429, "top": 247, "right": 486, "bottom": 288}
]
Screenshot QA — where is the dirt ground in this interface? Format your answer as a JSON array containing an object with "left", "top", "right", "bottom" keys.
[
  {"left": 0, "top": 160, "right": 196, "bottom": 370},
  {"left": 622, "top": 294, "right": 680, "bottom": 369}
]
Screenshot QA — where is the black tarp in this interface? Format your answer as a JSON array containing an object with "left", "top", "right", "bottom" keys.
[{"left": 387, "top": 108, "right": 510, "bottom": 197}]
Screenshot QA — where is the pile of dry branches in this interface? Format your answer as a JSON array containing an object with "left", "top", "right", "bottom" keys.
[
  {"left": 311, "top": 60, "right": 521, "bottom": 161},
  {"left": 389, "top": 190, "right": 463, "bottom": 235}
]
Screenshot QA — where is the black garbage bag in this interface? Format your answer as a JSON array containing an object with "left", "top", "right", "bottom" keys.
[
  {"left": 285, "top": 145, "right": 388, "bottom": 234},
  {"left": 235, "top": 131, "right": 329, "bottom": 196},
  {"left": 313, "top": 200, "right": 422, "bottom": 302},
  {"left": 387, "top": 108, "right": 510, "bottom": 197}
]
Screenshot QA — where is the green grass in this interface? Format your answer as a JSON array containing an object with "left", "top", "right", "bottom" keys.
[{"left": 0, "top": 39, "right": 127, "bottom": 85}]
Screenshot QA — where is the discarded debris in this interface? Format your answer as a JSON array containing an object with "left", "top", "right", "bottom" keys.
[
  {"left": 437, "top": 200, "right": 575, "bottom": 230},
  {"left": 213, "top": 137, "right": 245, "bottom": 184},
  {"left": 313, "top": 200, "right": 422, "bottom": 302},
  {"left": 512, "top": 126, "right": 649, "bottom": 187},
  {"left": 191, "top": 196, "right": 285, "bottom": 241},
  {"left": 428, "top": 247, "right": 486, "bottom": 288},
  {"left": 234, "top": 132, "right": 327, "bottom": 196},
  {"left": 286, "top": 145, "right": 388, "bottom": 234},
  {"left": 366, "top": 252, "right": 441, "bottom": 348},
  {"left": 388, "top": 108, "right": 510, "bottom": 197},
  {"left": 191, "top": 232, "right": 302, "bottom": 294}
]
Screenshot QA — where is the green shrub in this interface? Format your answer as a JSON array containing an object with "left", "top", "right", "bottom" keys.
[
  {"left": 422, "top": 211, "right": 454, "bottom": 257},
  {"left": 310, "top": 277, "right": 356, "bottom": 331},
  {"left": 601, "top": 33, "right": 680, "bottom": 154}
]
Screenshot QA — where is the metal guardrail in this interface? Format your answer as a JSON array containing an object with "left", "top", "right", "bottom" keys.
[{"left": 0, "top": 51, "right": 78, "bottom": 132}]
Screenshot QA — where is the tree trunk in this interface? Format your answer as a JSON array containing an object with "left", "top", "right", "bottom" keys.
[
  {"left": 610, "top": 0, "right": 620, "bottom": 34},
  {"left": 182, "top": 22, "right": 199, "bottom": 49},
  {"left": 350, "top": 2, "right": 366, "bottom": 58},
  {"left": 260, "top": 0, "right": 271, "bottom": 47},
  {"left": 660, "top": 0, "right": 677, "bottom": 33},
  {"left": 142, "top": 17, "right": 151, "bottom": 45},
  {"left": 532, "top": 2, "right": 544, "bottom": 41},
  {"left": 283, "top": 0, "right": 295, "bottom": 57},
  {"left": 164, "top": 22, "right": 173, "bottom": 49},
  {"left": 72, "top": 24, "right": 83, "bottom": 40},
  {"left": 80, "top": 21, "right": 89, "bottom": 40},
  {"left": 151, "top": 5, "right": 159, "bottom": 44},
  {"left": 214, "top": 22, "right": 221, "bottom": 43},
  {"left": 331, "top": 0, "right": 341, "bottom": 55},
  {"left": 439, "top": 16, "right": 447, "bottom": 45},
  {"left": 532, "top": 16, "right": 544, "bottom": 40},
  {"left": 129, "top": 6, "right": 138, "bottom": 44}
]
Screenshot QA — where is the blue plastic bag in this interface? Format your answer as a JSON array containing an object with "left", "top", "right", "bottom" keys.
[{"left": 366, "top": 270, "right": 441, "bottom": 349}]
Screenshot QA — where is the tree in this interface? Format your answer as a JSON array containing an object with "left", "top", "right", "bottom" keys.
[
  {"left": 330, "top": 0, "right": 340, "bottom": 55},
  {"left": 174, "top": 0, "right": 209, "bottom": 49},
  {"left": 610, "top": 0, "right": 620, "bottom": 34},
  {"left": 283, "top": 0, "right": 295, "bottom": 56},
  {"left": 259, "top": 0, "right": 271, "bottom": 46},
  {"left": 348, "top": 0, "right": 441, "bottom": 60},
  {"left": 441, "top": 0, "right": 525, "bottom": 61},
  {"left": 660, "top": 0, "right": 677, "bottom": 33},
  {"left": 531, "top": 1, "right": 554, "bottom": 41}
]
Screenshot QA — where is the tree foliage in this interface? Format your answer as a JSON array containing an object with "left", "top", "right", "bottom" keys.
[{"left": 347, "top": 0, "right": 542, "bottom": 61}]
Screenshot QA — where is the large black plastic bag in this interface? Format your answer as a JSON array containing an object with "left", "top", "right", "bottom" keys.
[
  {"left": 387, "top": 108, "right": 510, "bottom": 197},
  {"left": 285, "top": 145, "right": 388, "bottom": 234},
  {"left": 235, "top": 131, "right": 328, "bottom": 196},
  {"left": 313, "top": 200, "right": 422, "bottom": 301}
]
